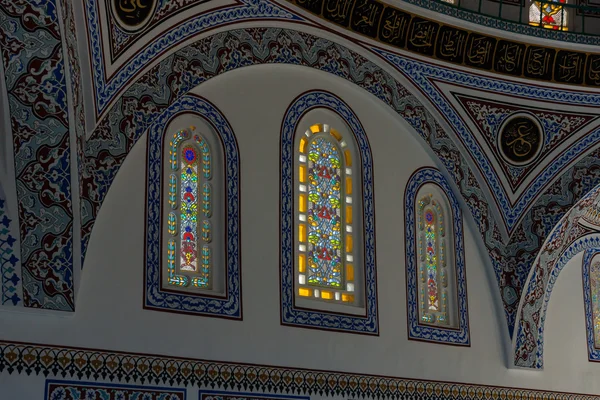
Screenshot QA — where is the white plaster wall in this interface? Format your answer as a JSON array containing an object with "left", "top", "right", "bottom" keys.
[{"left": 1, "top": 64, "right": 599, "bottom": 397}]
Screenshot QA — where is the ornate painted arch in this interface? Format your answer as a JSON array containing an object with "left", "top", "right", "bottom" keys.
[{"left": 513, "top": 184, "right": 600, "bottom": 369}]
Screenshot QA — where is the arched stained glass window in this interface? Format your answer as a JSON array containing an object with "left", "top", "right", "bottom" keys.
[
  {"left": 529, "top": 0, "right": 568, "bottom": 30},
  {"left": 590, "top": 261, "right": 600, "bottom": 348},
  {"left": 418, "top": 194, "right": 449, "bottom": 325},
  {"left": 296, "top": 123, "right": 357, "bottom": 304},
  {"left": 165, "top": 126, "right": 214, "bottom": 290},
  {"left": 405, "top": 168, "right": 469, "bottom": 345}
]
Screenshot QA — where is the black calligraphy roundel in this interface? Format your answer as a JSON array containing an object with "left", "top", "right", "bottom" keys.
[
  {"left": 111, "top": 0, "right": 157, "bottom": 32},
  {"left": 497, "top": 113, "right": 544, "bottom": 166}
]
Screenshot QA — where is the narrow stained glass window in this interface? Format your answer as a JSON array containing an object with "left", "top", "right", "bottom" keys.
[
  {"left": 418, "top": 194, "right": 449, "bottom": 325},
  {"left": 529, "top": 0, "right": 568, "bottom": 30},
  {"left": 591, "top": 261, "right": 600, "bottom": 348},
  {"left": 297, "top": 124, "right": 355, "bottom": 304},
  {"left": 165, "top": 127, "right": 212, "bottom": 289}
]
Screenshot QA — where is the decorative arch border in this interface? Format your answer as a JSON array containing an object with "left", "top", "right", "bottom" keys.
[
  {"left": 144, "top": 94, "right": 241, "bottom": 319},
  {"left": 404, "top": 167, "right": 470, "bottom": 345},
  {"left": 279, "top": 90, "right": 378, "bottom": 335},
  {"left": 582, "top": 248, "right": 600, "bottom": 362},
  {"left": 513, "top": 184, "right": 600, "bottom": 368}
]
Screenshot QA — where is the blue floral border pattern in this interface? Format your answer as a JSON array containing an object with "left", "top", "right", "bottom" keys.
[
  {"left": 0, "top": 191, "right": 19, "bottom": 305},
  {"left": 84, "top": 0, "right": 302, "bottom": 116},
  {"left": 0, "top": 0, "right": 74, "bottom": 310},
  {"left": 582, "top": 248, "right": 600, "bottom": 362},
  {"left": 144, "top": 94, "right": 241, "bottom": 318},
  {"left": 279, "top": 90, "right": 378, "bottom": 334},
  {"left": 199, "top": 390, "right": 309, "bottom": 400},
  {"left": 45, "top": 380, "right": 186, "bottom": 399},
  {"left": 404, "top": 167, "right": 470, "bottom": 345}
]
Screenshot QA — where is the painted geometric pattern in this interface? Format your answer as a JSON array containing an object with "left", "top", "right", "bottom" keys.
[
  {"left": 582, "top": 248, "right": 600, "bottom": 362},
  {"left": 405, "top": 168, "right": 469, "bottom": 345},
  {"left": 0, "top": 0, "right": 74, "bottom": 310},
  {"left": 45, "top": 380, "right": 186, "bottom": 400},
  {"left": 144, "top": 95, "right": 241, "bottom": 318},
  {"left": 200, "top": 390, "right": 308, "bottom": 400},
  {"left": 280, "top": 91, "right": 378, "bottom": 334},
  {"left": 454, "top": 93, "right": 598, "bottom": 190},
  {"left": 0, "top": 341, "right": 599, "bottom": 399},
  {"left": 85, "top": 0, "right": 302, "bottom": 115},
  {"left": 0, "top": 193, "right": 19, "bottom": 305}
]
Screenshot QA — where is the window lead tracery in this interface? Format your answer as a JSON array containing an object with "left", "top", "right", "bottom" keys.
[
  {"left": 296, "top": 123, "right": 356, "bottom": 304},
  {"left": 165, "top": 126, "right": 213, "bottom": 290}
]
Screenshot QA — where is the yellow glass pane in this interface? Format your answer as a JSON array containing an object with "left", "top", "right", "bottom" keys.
[
  {"left": 321, "top": 291, "right": 334, "bottom": 300},
  {"left": 346, "top": 177, "right": 352, "bottom": 195},
  {"left": 299, "top": 288, "right": 312, "bottom": 297},
  {"left": 346, "top": 205, "right": 352, "bottom": 224},
  {"left": 344, "top": 150, "right": 352, "bottom": 166},
  {"left": 299, "top": 165, "right": 307, "bottom": 183},
  {"left": 310, "top": 124, "right": 322, "bottom": 133},
  {"left": 300, "top": 137, "right": 308, "bottom": 153},
  {"left": 346, "top": 265, "right": 354, "bottom": 281},
  {"left": 299, "top": 254, "right": 306, "bottom": 273},
  {"left": 299, "top": 224, "right": 306, "bottom": 242},
  {"left": 346, "top": 234, "right": 353, "bottom": 253},
  {"left": 342, "top": 294, "right": 354, "bottom": 302},
  {"left": 299, "top": 194, "right": 307, "bottom": 212},
  {"left": 330, "top": 129, "right": 342, "bottom": 141}
]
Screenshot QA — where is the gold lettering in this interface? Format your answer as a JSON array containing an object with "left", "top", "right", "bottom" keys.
[
  {"left": 505, "top": 123, "right": 537, "bottom": 158},
  {"left": 557, "top": 53, "right": 582, "bottom": 83},
  {"left": 467, "top": 37, "right": 492, "bottom": 66},
  {"left": 410, "top": 21, "right": 435, "bottom": 48},
  {"left": 527, "top": 48, "right": 551, "bottom": 76},
  {"left": 589, "top": 58, "right": 600, "bottom": 85},
  {"left": 381, "top": 12, "right": 407, "bottom": 42},
  {"left": 118, "top": 0, "right": 137, "bottom": 13},
  {"left": 439, "top": 30, "right": 465, "bottom": 59},
  {"left": 354, "top": 1, "right": 379, "bottom": 28},
  {"left": 496, "top": 43, "right": 523, "bottom": 73},
  {"left": 326, "top": 0, "right": 354, "bottom": 20}
]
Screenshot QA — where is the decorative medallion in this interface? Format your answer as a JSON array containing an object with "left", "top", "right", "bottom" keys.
[
  {"left": 110, "top": 0, "right": 157, "bottom": 32},
  {"left": 497, "top": 113, "right": 544, "bottom": 166}
]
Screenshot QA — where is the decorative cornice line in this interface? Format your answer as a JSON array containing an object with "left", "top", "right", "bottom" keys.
[{"left": 1, "top": 340, "right": 599, "bottom": 399}]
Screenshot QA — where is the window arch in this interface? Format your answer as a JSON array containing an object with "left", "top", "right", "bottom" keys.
[
  {"left": 529, "top": 0, "right": 568, "bottom": 31},
  {"left": 583, "top": 249, "right": 600, "bottom": 361},
  {"left": 296, "top": 123, "right": 357, "bottom": 304},
  {"left": 417, "top": 193, "right": 451, "bottom": 325},
  {"left": 165, "top": 127, "right": 215, "bottom": 289},
  {"left": 280, "top": 91, "right": 377, "bottom": 335},
  {"left": 405, "top": 168, "right": 469, "bottom": 345},
  {"left": 145, "top": 96, "right": 241, "bottom": 319}
]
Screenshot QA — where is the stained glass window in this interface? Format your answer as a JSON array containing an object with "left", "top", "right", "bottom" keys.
[
  {"left": 529, "top": 0, "right": 568, "bottom": 30},
  {"left": 165, "top": 127, "right": 212, "bottom": 289},
  {"left": 591, "top": 261, "right": 600, "bottom": 348},
  {"left": 418, "top": 194, "right": 450, "bottom": 325},
  {"left": 297, "top": 124, "right": 356, "bottom": 304}
]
